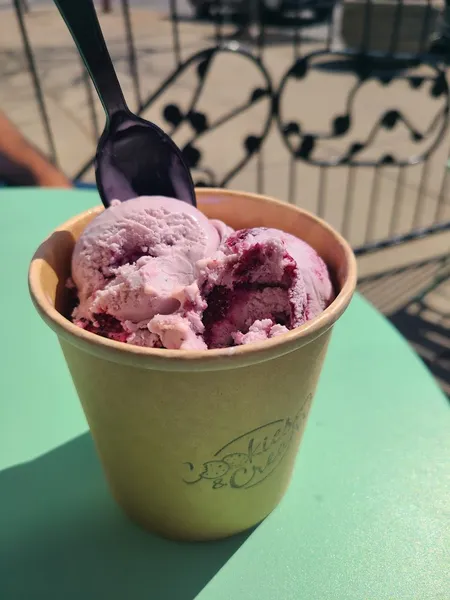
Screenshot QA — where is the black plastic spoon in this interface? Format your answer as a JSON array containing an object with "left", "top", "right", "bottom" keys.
[{"left": 53, "top": 0, "right": 196, "bottom": 208}]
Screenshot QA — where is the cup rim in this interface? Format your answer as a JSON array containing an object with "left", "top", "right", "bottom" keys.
[{"left": 29, "top": 188, "right": 357, "bottom": 371}]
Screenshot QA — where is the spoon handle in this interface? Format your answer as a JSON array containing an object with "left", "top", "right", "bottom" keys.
[{"left": 53, "top": 0, "right": 127, "bottom": 120}]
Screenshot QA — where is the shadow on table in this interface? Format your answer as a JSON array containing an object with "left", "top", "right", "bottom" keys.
[
  {"left": 389, "top": 300, "right": 450, "bottom": 398},
  {"left": 359, "top": 254, "right": 450, "bottom": 397},
  {"left": 0, "top": 434, "right": 253, "bottom": 600}
]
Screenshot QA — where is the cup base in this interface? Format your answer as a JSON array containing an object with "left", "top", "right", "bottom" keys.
[{"left": 115, "top": 489, "right": 282, "bottom": 541}]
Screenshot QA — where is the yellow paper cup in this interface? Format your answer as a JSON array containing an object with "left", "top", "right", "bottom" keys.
[{"left": 29, "top": 189, "right": 357, "bottom": 541}]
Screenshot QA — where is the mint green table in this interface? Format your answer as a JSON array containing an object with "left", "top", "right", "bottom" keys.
[{"left": 1, "top": 188, "right": 449, "bottom": 600}]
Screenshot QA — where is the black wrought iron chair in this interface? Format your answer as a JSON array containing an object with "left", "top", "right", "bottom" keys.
[
  {"left": 10, "top": 0, "right": 450, "bottom": 390},
  {"left": 75, "top": 1, "right": 450, "bottom": 252}
]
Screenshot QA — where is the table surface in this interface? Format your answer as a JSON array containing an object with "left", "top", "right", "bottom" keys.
[{"left": 1, "top": 188, "right": 449, "bottom": 600}]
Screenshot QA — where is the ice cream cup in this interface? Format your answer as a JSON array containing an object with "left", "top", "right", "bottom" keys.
[{"left": 29, "top": 189, "right": 357, "bottom": 541}]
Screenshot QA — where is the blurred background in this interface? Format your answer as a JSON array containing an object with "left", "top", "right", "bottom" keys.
[{"left": 0, "top": 0, "right": 449, "bottom": 392}]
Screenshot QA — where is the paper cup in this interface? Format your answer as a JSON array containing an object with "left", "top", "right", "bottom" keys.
[{"left": 29, "top": 189, "right": 356, "bottom": 541}]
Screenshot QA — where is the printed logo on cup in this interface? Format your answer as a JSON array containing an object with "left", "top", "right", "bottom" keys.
[{"left": 183, "top": 393, "right": 313, "bottom": 490}]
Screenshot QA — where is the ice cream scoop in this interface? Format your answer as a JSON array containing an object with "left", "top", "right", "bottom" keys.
[
  {"left": 196, "top": 227, "right": 335, "bottom": 348},
  {"left": 72, "top": 196, "right": 222, "bottom": 328}
]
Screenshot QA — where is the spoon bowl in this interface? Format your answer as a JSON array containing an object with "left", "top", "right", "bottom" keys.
[
  {"left": 96, "top": 111, "right": 196, "bottom": 205},
  {"left": 54, "top": 0, "right": 196, "bottom": 208}
]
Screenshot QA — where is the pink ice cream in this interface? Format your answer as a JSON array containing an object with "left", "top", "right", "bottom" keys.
[{"left": 71, "top": 196, "right": 334, "bottom": 349}]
